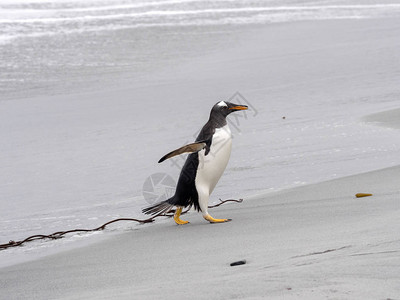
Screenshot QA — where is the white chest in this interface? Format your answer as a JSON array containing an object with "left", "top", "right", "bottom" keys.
[
  {"left": 196, "top": 124, "right": 232, "bottom": 194},
  {"left": 209, "top": 125, "right": 232, "bottom": 157}
]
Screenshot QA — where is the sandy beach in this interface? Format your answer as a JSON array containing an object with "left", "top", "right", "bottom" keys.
[
  {"left": 1, "top": 3, "right": 400, "bottom": 299},
  {"left": 1, "top": 164, "right": 399, "bottom": 299}
]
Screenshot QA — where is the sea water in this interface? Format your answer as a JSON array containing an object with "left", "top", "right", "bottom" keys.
[
  {"left": 1, "top": 0, "right": 400, "bottom": 264},
  {"left": 2, "top": 0, "right": 400, "bottom": 100}
]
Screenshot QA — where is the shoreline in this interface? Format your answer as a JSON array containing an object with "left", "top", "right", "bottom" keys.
[{"left": 362, "top": 107, "right": 400, "bottom": 129}]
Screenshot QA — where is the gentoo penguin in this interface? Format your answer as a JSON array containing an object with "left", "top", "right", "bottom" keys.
[{"left": 143, "top": 101, "right": 248, "bottom": 224}]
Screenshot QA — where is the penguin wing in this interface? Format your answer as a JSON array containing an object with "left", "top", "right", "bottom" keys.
[{"left": 158, "top": 141, "right": 207, "bottom": 163}]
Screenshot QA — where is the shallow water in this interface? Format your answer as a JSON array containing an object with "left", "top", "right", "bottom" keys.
[{"left": 1, "top": 0, "right": 400, "bottom": 100}]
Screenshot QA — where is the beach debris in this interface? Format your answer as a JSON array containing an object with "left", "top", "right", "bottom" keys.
[
  {"left": 230, "top": 260, "right": 246, "bottom": 266},
  {"left": 355, "top": 193, "right": 373, "bottom": 198},
  {"left": 0, "top": 198, "right": 244, "bottom": 251}
]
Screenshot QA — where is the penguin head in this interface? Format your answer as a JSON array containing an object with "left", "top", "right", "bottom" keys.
[{"left": 211, "top": 101, "right": 248, "bottom": 118}]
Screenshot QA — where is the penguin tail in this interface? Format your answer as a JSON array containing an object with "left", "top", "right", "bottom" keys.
[{"left": 142, "top": 199, "right": 174, "bottom": 216}]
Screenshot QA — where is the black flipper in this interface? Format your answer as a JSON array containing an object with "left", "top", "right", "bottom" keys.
[{"left": 158, "top": 141, "right": 206, "bottom": 163}]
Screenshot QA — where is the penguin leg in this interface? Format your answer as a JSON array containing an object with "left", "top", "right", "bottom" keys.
[
  {"left": 173, "top": 207, "right": 189, "bottom": 225},
  {"left": 198, "top": 190, "right": 231, "bottom": 223}
]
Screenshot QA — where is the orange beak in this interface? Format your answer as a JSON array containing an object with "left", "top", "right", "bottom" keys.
[{"left": 229, "top": 105, "right": 248, "bottom": 110}]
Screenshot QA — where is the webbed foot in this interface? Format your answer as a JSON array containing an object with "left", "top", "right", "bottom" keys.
[
  {"left": 174, "top": 207, "right": 189, "bottom": 225},
  {"left": 203, "top": 214, "right": 231, "bottom": 223}
]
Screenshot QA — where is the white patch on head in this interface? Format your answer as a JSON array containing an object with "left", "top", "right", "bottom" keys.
[{"left": 217, "top": 101, "right": 228, "bottom": 107}]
